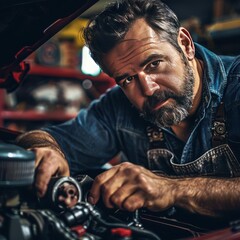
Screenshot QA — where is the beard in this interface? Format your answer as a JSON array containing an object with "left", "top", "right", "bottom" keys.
[{"left": 141, "top": 54, "right": 194, "bottom": 128}]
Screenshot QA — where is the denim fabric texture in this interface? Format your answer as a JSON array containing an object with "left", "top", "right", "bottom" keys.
[{"left": 43, "top": 43, "right": 240, "bottom": 177}]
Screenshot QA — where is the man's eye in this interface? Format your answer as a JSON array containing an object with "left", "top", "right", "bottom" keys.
[
  {"left": 145, "top": 60, "right": 161, "bottom": 73},
  {"left": 121, "top": 76, "right": 134, "bottom": 87},
  {"left": 150, "top": 60, "right": 160, "bottom": 68}
]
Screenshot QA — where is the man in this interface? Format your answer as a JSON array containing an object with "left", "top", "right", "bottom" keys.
[{"left": 17, "top": 0, "right": 240, "bottom": 226}]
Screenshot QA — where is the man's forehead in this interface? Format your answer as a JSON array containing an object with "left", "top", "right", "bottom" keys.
[
  {"left": 114, "top": 18, "right": 168, "bottom": 55},
  {"left": 124, "top": 18, "right": 158, "bottom": 40},
  {"left": 115, "top": 37, "right": 156, "bottom": 53},
  {"left": 105, "top": 40, "right": 159, "bottom": 78},
  {"left": 103, "top": 19, "right": 170, "bottom": 77}
]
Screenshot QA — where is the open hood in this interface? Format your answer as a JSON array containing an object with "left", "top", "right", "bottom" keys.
[{"left": 0, "top": 0, "right": 98, "bottom": 92}]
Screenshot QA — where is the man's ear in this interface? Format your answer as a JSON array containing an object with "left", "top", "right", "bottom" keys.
[{"left": 177, "top": 27, "right": 195, "bottom": 60}]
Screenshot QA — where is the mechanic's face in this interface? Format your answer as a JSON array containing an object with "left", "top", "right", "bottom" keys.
[{"left": 104, "top": 19, "right": 196, "bottom": 127}]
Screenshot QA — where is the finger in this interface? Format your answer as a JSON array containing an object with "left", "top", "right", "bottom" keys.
[
  {"left": 109, "top": 184, "right": 138, "bottom": 210},
  {"left": 32, "top": 148, "right": 70, "bottom": 197},
  {"left": 88, "top": 166, "right": 119, "bottom": 205},
  {"left": 31, "top": 148, "right": 44, "bottom": 168},
  {"left": 35, "top": 159, "right": 56, "bottom": 197},
  {"left": 56, "top": 159, "right": 70, "bottom": 176},
  {"left": 35, "top": 154, "right": 64, "bottom": 197},
  {"left": 122, "top": 191, "right": 146, "bottom": 212},
  {"left": 101, "top": 172, "right": 127, "bottom": 208},
  {"left": 101, "top": 163, "right": 149, "bottom": 208}
]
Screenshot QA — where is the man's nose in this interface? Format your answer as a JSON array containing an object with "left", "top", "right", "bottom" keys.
[{"left": 138, "top": 72, "right": 160, "bottom": 96}]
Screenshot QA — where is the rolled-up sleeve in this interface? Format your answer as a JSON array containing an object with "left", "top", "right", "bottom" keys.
[{"left": 42, "top": 88, "right": 121, "bottom": 175}]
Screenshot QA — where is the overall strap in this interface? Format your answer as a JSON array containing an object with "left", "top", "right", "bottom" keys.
[
  {"left": 147, "top": 102, "right": 227, "bottom": 149},
  {"left": 212, "top": 102, "right": 227, "bottom": 148}
]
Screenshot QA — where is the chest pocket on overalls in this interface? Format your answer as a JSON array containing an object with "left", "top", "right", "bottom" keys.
[
  {"left": 146, "top": 102, "right": 240, "bottom": 177},
  {"left": 170, "top": 144, "right": 240, "bottom": 177}
]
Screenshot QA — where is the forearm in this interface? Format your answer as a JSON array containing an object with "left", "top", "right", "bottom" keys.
[
  {"left": 174, "top": 176, "right": 240, "bottom": 217},
  {"left": 16, "top": 130, "right": 65, "bottom": 158}
]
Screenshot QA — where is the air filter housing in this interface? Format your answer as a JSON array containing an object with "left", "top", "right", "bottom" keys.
[{"left": 0, "top": 143, "right": 35, "bottom": 187}]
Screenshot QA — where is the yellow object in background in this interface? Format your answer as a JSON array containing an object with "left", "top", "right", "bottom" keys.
[
  {"left": 207, "top": 17, "right": 240, "bottom": 32},
  {"left": 57, "top": 18, "right": 89, "bottom": 48}
]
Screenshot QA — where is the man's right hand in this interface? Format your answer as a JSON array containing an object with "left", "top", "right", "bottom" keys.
[
  {"left": 15, "top": 130, "right": 70, "bottom": 197},
  {"left": 31, "top": 147, "right": 70, "bottom": 197}
]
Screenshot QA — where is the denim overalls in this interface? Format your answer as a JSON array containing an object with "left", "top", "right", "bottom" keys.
[{"left": 146, "top": 44, "right": 240, "bottom": 178}]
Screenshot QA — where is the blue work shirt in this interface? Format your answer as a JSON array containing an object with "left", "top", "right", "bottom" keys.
[{"left": 43, "top": 43, "right": 240, "bottom": 176}]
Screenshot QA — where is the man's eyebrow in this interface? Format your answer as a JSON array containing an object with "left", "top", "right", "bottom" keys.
[
  {"left": 114, "top": 54, "right": 164, "bottom": 83},
  {"left": 115, "top": 73, "right": 129, "bottom": 84},
  {"left": 139, "top": 54, "right": 164, "bottom": 68}
]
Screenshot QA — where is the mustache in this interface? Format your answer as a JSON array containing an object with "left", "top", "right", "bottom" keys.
[{"left": 143, "top": 90, "right": 182, "bottom": 112}]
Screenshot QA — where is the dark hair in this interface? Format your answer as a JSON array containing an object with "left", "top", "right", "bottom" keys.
[{"left": 83, "top": 0, "right": 181, "bottom": 72}]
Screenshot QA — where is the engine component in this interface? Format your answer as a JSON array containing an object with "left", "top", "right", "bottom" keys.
[
  {"left": 0, "top": 143, "right": 35, "bottom": 188},
  {"left": 40, "top": 176, "right": 82, "bottom": 211}
]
